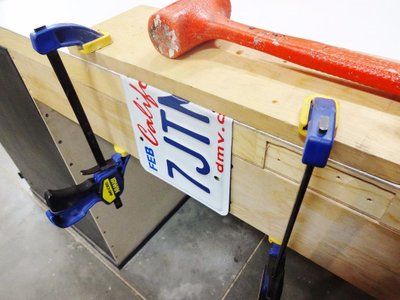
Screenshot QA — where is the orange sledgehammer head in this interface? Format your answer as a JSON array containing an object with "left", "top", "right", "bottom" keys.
[
  {"left": 148, "top": 0, "right": 231, "bottom": 58},
  {"left": 148, "top": 0, "right": 400, "bottom": 97}
]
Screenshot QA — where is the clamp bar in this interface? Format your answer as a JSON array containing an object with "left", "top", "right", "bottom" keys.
[
  {"left": 31, "top": 24, "right": 111, "bottom": 167},
  {"left": 29, "top": 23, "right": 126, "bottom": 228},
  {"left": 47, "top": 50, "right": 106, "bottom": 167},
  {"left": 268, "top": 165, "right": 313, "bottom": 298},
  {"left": 259, "top": 96, "right": 338, "bottom": 300}
]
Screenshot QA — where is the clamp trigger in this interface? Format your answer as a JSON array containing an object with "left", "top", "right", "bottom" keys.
[{"left": 44, "top": 154, "right": 130, "bottom": 228}]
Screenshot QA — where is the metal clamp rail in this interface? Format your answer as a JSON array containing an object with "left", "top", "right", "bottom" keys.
[{"left": 259, "top": 96, "right": 339, "bottom": 300}]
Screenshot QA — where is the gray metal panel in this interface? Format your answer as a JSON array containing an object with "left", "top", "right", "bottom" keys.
[
  {"left": 35, "top": 103, "right": 113, "bottom": 258},
  {"left": 0, "top": 47, "right": 111, "bottom": 257},
  {"left": 38, "top": 102, "right": 186, "bottom": 265},
  {"left": 0, "top": 46, "right": 73, "bottom": 196}
]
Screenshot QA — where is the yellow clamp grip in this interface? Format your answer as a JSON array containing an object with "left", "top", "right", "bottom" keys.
[
  {"left": 268, "top": 236, "right": 282, "bottom": 245},
  {"left": 114, "top": 145, "right": 129, "bottom": 157},
  {"left": 79, "top": 30, "right": 112, "bottom": 54},
  {"left": 298, "top": 95, "right": 340, "bottom": 137}
]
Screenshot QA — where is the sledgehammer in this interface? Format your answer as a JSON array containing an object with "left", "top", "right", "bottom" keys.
[{"left": 148, "top": 0, "right": 400, "bottom": 97}]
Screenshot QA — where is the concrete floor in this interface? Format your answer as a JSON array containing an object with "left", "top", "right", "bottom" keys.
[
  {"left": 0, "top": 144, "right": 141, "bottom": 299},
  {"left": 0, "top": 144, "right": 371, "bottom": 300}
]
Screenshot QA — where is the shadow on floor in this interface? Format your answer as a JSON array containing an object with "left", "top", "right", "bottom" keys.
[{"left": 225, "top": 238, "right": 372, "bottom": 300}]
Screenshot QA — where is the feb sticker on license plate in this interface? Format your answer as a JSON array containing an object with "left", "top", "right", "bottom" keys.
[{"left": 121, "top": 76, "right": 233, "bottom": 215}]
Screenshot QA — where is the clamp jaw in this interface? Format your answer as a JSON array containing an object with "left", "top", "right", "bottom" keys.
[
  {"left": 30, "top": 23, "right": 111, "bottom": 55},
  {"left": 30, "top": 23, "right": 125, "bottom": 229},
  {"left": 45, "top": 153, "right": 130, "bottom": 228}
]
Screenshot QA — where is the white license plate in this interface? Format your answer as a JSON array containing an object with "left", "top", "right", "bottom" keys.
[{"left": 121, "top": 76, "right": 233, "bottom": 215}]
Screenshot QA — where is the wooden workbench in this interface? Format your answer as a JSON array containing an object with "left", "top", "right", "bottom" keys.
[{"left": 1, "top": 6, "right": 399, "bottom": 298}]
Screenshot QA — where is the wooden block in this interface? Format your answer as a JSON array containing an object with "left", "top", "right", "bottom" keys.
[{"left": 232, "top": 124, "right": 267, "bottom": 168}]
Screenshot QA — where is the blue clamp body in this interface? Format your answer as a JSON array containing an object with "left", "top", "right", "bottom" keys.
[
  {"left": 30, "top": 23, "right": 103, "bottom": 54},
  {"left": 45, "top": 154, "right": 130, "bottom": 228},
  {"left": 302, "top": 98, "right": 337, "bottom": 168},
  {"left": 259, "top": 243, "right": 285, "bottom": 299},
  {"left": 259, "top": 243, "right": 281, "bottom": 297}
]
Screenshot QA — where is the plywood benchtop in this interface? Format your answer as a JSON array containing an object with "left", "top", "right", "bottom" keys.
[
  {"left": 1, "top": 5, "right": 400, "bottom": 299},
  {"left": 75, "top": 6, "right": 400, "bottom": 185}
]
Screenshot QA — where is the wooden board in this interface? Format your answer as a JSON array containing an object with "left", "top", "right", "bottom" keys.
[
  {"left": 77, "top": 6, "right": 400, "bottom": 184},
  {"left": 1, "top": 6, "right": 400, "bottom": 298}
]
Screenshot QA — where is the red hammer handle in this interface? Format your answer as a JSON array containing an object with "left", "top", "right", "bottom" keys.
[{"left": 215, "top": 20, "right": 400, "bottom": 96}]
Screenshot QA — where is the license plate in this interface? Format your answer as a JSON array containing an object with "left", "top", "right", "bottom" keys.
[{"left": 121, "top": 76, "right": 233, "bottom": 215}]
